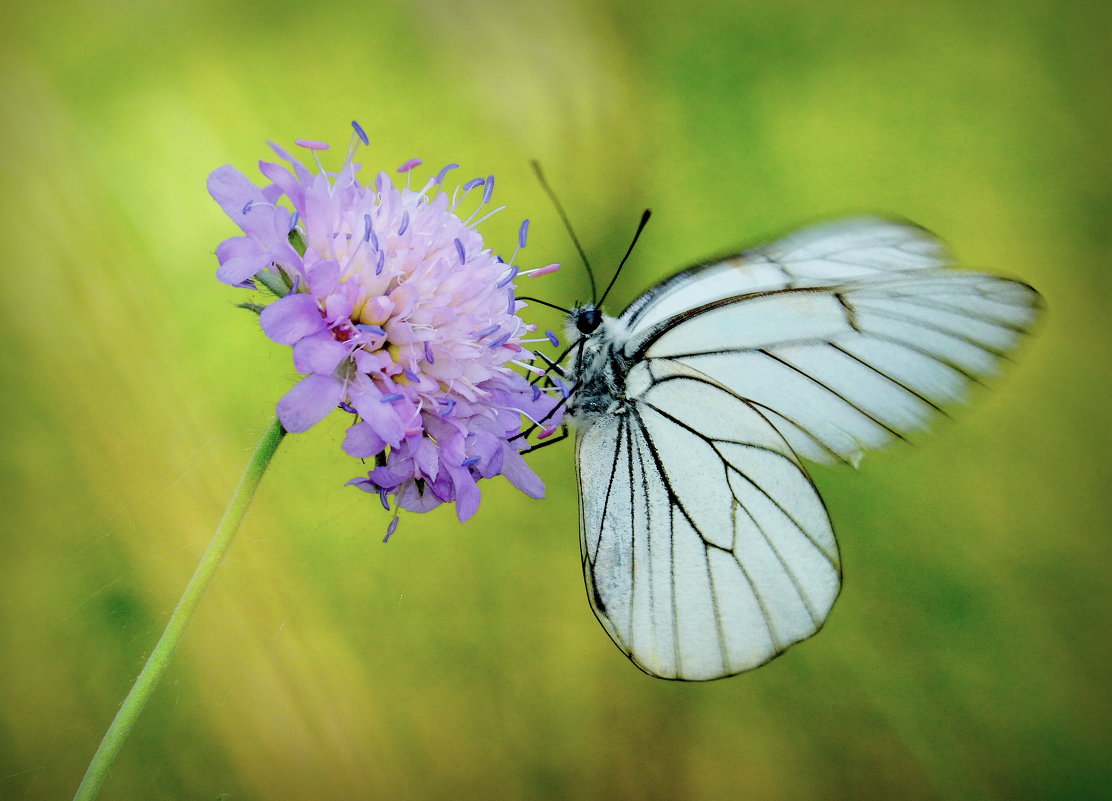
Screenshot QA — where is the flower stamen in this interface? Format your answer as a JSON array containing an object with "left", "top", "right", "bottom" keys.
[{"left": 351, "top": 120, "right": 370, "bottom": 146}]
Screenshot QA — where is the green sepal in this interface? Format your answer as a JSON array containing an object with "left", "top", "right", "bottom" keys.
[
  {"left": 255, "top": 269, "right": 291, "bottom": 298},
  {"left": 288, "top": 227, "right": 307, "bottom": 256}
]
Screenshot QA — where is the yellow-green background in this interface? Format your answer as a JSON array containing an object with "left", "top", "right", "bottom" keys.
[{"left": 2, "top": 1, "right": 1107, "bottom": 799}]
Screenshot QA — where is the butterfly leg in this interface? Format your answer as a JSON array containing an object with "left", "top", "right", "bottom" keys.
[{"left": 520, "top": 423, "right": 569, "bottom": 454}]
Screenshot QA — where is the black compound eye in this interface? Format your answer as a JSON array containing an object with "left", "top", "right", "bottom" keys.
[{"left": 576, "top": 307, "right": 603, "bottom": 335}]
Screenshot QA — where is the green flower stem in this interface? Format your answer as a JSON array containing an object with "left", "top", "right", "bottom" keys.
[{"left": 73, "top": 418, "right": 286, "bottom": 801}]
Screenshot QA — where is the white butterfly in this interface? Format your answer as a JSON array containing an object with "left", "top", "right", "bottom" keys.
[{"left": 559, "top": 216, "right": 1040, "bottom": 681}]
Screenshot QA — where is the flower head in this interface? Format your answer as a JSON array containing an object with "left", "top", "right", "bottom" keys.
[{"left": 209, "top": 124, "right": 563, "bottom": 524}]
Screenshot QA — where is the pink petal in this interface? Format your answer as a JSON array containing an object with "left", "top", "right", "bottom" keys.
[
  {"left": 414, "top": 436, "right": 440, "bottom": 480},
  {"left": 260, "top": 293, "right": 325, "bottom": 345},
  {"left": 267, "top": 140, "right": 314, "bottom": 184},
  {"left": 360, "top": 296, "right": 395, "bottom": 325},
  {"left": 471, "top": 431, "right": 503, "bottom": 478},
  {"left": 500, "top": 445, "right": 546, "bottom": 499},
  {"left": 261, "top": 183, "right": 284, "bottom": 205},
  {"left": 207, "top": 165, "right": 277, "bottom": 240},
  {"left": 302, "top": 174, "right": 336, "bottom": 246},
  {"left": 449, "top": 466, "right": 481, "bottom": 522},
  {"left": 293, "top": 331, "right": 349, "bottom": 374},
  {"left": 324, "top": 292, "right": 354, "bottom": 322},
  {"left": 368, "top": 459, "right": 416, "bottom": 489},
  {"left": 207, "top": 165, "right": 257, "bottom": 216},
  {"left": 215, "top": 251, "right": 274, "bottom": 286},
  {"left": 276, "top": 374, "right": 343, "bottom": 432},
  {"left": 396, "top": 480, "right": 444, "bottom": 513},
  {"left": 215, "top": 236, "right": 256, "bottom": 262},
  {"left": 342, "top": 421, "right": 387, "bottom": 459},
  {"left": 345, "top": 475, "right": 378, "bottom": 494},
  {"left": 307, "top": 259, "right": 341, "bottom": 297},
  {"left": 258, "top": 160, "right": 305, "bottom": 208},
  {"left": 348, "top": 380, "right": 407, "bottom": 447}
]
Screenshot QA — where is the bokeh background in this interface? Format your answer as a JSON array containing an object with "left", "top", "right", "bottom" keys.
[{"left": 2, "top": 0, "right": 1108, "bottom": 799}]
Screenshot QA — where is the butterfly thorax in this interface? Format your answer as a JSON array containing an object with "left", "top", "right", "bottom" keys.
[{"left": 566, "top": 306, "right": 633, "bottom": 424}]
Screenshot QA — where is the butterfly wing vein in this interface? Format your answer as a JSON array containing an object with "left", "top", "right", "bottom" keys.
[
  {"left": 574, "top": 217, "right": 1041, "bottom": 680},
  {"left": 578, "top": 374, "right": 841, "bottom": 680}
]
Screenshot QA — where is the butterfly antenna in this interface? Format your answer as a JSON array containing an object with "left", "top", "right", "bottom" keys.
[
  {"left": 531, "top": 160, "right": 597, "bottom": 302},
  {"left": 598, "top": 209, "right": 652, "bottom": 307},
  {"left": 517, "top": 296, "right": 573, "bottom": 315}
]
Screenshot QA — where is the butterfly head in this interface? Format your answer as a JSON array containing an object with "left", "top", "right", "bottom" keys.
[{"left": 572, "top": 304, "right": 603, "bottom": 336}]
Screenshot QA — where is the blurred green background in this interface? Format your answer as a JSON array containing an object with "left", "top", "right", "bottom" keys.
[{"left": 1, "top": 0, "right": 1108, "bottom": 799}]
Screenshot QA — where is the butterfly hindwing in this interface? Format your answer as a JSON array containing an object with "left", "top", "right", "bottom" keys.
[{"left": 577, "top": 359, "right": 840, "bottom": 680}]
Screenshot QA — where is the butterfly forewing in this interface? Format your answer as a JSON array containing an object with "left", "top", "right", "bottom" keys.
[
  {"left": 621, "top": 216, "right": 951, "bottom": 333},
  {"left": 628, "top": 271, "right": 1039, "bottom": 466}
]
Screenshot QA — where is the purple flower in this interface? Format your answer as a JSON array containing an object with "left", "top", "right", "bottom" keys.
[{"left": 209, "top": 127, "right": 563, "bottom": 523}]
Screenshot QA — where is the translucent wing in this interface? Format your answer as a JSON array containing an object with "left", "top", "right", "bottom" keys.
[
  {"left": 577, "top": 359, "right": 840, "bottom": 680},
  {"left": 621, "top": 219, "right": 1042, "bottom": 466},
  {"left": 622, "top": 216, "right": 951, "bottom": 334},
  {"left": 574, "top": 217, "right": 1040, "bottom": 678}
]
